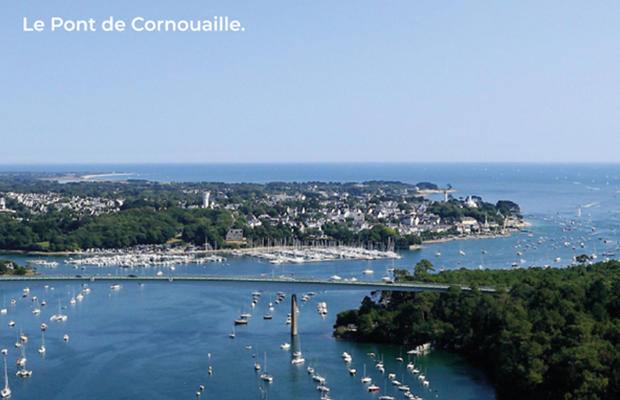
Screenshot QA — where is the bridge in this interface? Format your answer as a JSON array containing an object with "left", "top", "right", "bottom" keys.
[
  {"left": 0, "top": 274, "right": 496, "bottom": 294},
  {"left": 0, "top": 274, "right": 496, "bottom": 338}
]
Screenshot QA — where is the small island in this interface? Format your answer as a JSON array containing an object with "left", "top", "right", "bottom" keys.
[{"left": 0, "top": 259, "right": 30, "bottom": 275}]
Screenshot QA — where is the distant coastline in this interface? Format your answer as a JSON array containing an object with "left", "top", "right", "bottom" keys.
[
  {"left": 81, "top": 173, "right": 135, "bottom": 180},
  {"left": 43, "top": 172, "right": 136, "bottom": 182}
]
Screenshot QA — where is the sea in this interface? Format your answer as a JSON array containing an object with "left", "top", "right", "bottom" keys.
[{"left": 2, "top": 163, "right": 620, "bottom": 400}]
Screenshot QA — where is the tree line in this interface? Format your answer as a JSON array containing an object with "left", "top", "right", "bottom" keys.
[{"left": 335, "top": 259, "right": 620, "bottom": 400}]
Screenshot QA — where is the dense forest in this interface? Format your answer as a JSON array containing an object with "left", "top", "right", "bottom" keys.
[{"left": 335, "top": 259, "right": 620, "bottom": 400}]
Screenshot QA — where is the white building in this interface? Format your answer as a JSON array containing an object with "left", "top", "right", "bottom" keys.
[
  {"left": 464, "top": 195, "right": 478, "bottom": 208},
  {"left": 202, "top": 191, "right": 211, "bottom": 209}
]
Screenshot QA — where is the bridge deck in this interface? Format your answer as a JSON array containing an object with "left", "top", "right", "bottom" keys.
[{"left": 0, "top": 275, "right": 496, "bottom": 293}]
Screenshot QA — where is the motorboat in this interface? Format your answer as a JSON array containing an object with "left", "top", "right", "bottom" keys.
[{"left": 367, "top": 384, "right": 380, "bottom": 392}]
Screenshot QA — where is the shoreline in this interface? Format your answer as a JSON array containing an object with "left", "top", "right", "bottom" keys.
[
  {"left": 422, "top": 233, "right": 511, "bottom": 244},
  {"left": 0, "top": 232, "right": 516, "bottom": 257},
  {"left": 81, "top": 172, "right": 135, "bottom": 181},
  {"left": 41, "top": 172, "right": 135, "bottom": 182}
]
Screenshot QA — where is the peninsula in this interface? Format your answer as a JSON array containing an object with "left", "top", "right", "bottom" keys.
[{"left": 0, "top": 173, "right": 524, "bottom": 253}]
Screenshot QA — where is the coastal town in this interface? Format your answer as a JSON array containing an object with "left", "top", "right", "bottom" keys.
[{"left": 0, "top": 175, "right": 524, "bottom": 254}]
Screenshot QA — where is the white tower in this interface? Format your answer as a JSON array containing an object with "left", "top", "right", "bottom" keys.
[{"left": 202, "top": 192, "right": 210, "bottom": 209}]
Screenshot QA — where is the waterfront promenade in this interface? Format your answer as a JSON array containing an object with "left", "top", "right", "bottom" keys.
[{"left": 0, "top": 274, "right": 496, "bottom": 294}]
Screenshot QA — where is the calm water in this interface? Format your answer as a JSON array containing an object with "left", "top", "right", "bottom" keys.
[
  {"left": 0, "top": 281, "right": 492, "bottom": 400},
  {"left": 2, "top": 163, "right": 620, "bottom": 399}
]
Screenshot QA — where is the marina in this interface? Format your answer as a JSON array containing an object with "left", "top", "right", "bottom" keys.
[{"left": 242, "top": 246, "right": 402, "bottom": 265}]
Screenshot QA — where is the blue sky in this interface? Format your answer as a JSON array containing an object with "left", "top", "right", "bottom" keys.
[{"left": 1, "top": 1, "right": 619, "bottom": 164}]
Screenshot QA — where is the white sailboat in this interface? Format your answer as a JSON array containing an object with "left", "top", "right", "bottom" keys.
[
  {"left": 291, "top": 337, "right": 305, "bottom": 364},
  {"left": 50, "top": 300, "right": 67, "bottom": 322},
  {"left": 39, "top": 331, "right": 46, "bottom": 355},
  {"left": 254, "top": 346, "right": 261, "bottom": 371},
  {"left": 361, "top": 364, "right": 371, "bottom": 384},
  {"left": 1, "top": 349, "right": 10, "bottom": 398},
  {"left": 32, "top": 300, "right": 41, "bottom": 315},
  {"left": 16, "top": 343, "right": 26, "bottom": 368},
  {"left": 15, "top": 343, "right": 32, "bottom": 378},
  {"left": 229, "top": 325, "right": 235, "bottom": 339},
  {"left": 260, "top": 353, "right": 273, "bottom": 382},
  {"left": 70, "top": 288, "right": 76, "bottom": 305}
]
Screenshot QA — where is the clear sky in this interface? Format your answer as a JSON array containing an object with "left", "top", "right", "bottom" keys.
[{"left": 1, "top": 1, "right": 619, "bottom": 164}]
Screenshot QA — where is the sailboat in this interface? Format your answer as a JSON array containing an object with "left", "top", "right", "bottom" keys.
[
  {"left": 32, "top": 297, "right": 41, "bottom": 315},
  {"left": 15, "top": 343, "right": 32, "bottom": 377},
  {"left": 378, "top": 378, "right": 395, "bottom": 400},
  {"left": 1, "top": 295, "right": 7, "bottom": 315},
  {"left": 50, "top": 299, "right": 67, "bottom": 322},
  {"left": 229, "top": 325, "right": 235, "bottom": 339},
  {"left": 234, "top": 308, "right": 249, "bottom": 325},
  {"left": 260, "top": 353, "right": 273, "bottom": 382},
  {"left": 254, "top": 346, "right": 261, "bottom": 371},
  {"left": 38, "top": 331, "right": 46, "bottom": 355},
  {"left": 291, "top": 338, "right": 305, "bottom": 364},
  {"left": 16, "top": 343, "right": 26, "bottom": 368},
  {"left": 70, "top": 288, "right": 76, "bottom": 305},
  {"left": 14, "top": 329, "right": 21, "bottom": 349},
  {"left": 1, "top": 349, "right": 10, "bottom": 398},
  {"left": 361, "top": 364, "right": 372, "bottom": 384}
]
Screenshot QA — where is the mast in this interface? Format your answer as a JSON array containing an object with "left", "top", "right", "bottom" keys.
[
  {"left": 2, "top": 348, "right": 9, "bottom": 394},
  {"left": 4, "top": 354, "right": 8, "bottom": 389}
]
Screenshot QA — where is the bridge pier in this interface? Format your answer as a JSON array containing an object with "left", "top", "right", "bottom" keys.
[{"left": 291, "top": 294, "right": 298, "bottom": 337}]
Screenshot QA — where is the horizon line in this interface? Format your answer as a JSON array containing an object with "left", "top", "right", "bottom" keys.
[{"left": 1, "top": 161, "right": 620, "bottom": 167}]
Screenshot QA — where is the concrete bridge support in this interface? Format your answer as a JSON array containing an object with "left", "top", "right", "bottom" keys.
[{"left": 291, "top": 294, "right": 298, "bottom": 337}]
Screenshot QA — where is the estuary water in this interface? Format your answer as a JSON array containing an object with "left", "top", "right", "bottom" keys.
[{"left": 2, "top": 163, "right": 620, "bottom": 399}]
